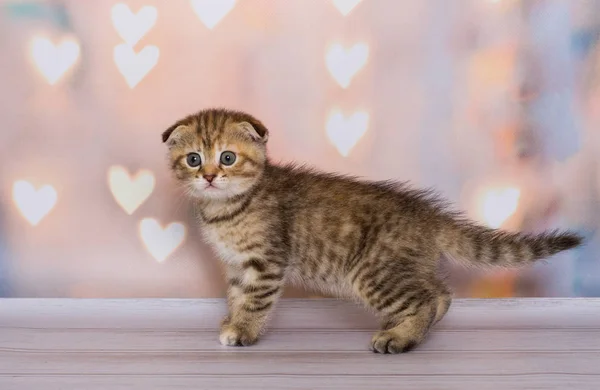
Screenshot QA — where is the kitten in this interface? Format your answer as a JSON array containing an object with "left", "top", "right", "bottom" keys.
[{"left": 162, "top": 108, "right": 582, "bottom": 354}]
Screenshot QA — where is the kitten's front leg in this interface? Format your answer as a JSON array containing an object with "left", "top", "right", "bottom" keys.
[{"left": 220, "top": 260, "right": 284, "bottom": 347}]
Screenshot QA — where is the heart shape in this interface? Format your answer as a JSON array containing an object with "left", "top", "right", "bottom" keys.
[
  {"left": 190, "top": 0, "right": 236, "bottom": 30},
  {"left": 108, "top": 166, "right": 155, "bottom": 215},
  {"left": 12, "top": 180, "right": 57, "bottom": 226},
  {"left": 332, "top": 0, "right": 362, "bottom": 16},
  {"left": 139, "top": 218, "right": 186, "bottom": 262},
  {"left": 111, "top": 3, "right": 158, "bottom": 47},
  {"left": 113, "top": 43, "right": 159, "bottom": 88},
  {"left": 30, "top": 36, "right": 80, "bottom": 85},
  {"left": 326, "top": 43, "right": 369, "bottom": 88},
  {"left": 479, "top": 187, "right": 521, "bottom": 228},
  {"left": 326, "top": 110, "right": 369, "bottom": 157}
]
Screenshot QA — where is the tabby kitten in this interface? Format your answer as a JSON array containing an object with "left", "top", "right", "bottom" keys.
[{"left": 162, "top": 108, "right": 582, "bottom": 354}]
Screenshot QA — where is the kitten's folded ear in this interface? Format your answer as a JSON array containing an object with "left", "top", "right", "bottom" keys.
[
  {"left": 162, "top": 123, "right": 186, "bottom": 145},
  {"left": 238, "top": 120, "right": 269, "bottom": 143}
]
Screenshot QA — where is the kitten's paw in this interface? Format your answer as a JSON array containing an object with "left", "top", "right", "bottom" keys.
[
  {"left": 370, "top": 330, "right": 418, "bottom": 354},
  {"left": 219, "top": 324, "right": 258, "bottom": 347}
]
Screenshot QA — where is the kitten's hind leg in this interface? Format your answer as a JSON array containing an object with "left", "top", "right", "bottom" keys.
[
  {"left": 354, "top": 268, "right": 452, "bottom": 354},
  {"left": 372, "top": 286, "right": 452, "bottom": 354}
]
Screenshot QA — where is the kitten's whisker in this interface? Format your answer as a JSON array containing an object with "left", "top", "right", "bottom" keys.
[{"left": 173, "top": 186, "right": 194, "bottom": 216}]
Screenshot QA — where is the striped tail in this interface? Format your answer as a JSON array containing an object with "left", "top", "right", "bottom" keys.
[{"left": 438, "top": 222, "right": 583, "bottom": 268}]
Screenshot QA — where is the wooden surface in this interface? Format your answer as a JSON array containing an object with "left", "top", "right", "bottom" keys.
[{"left": 1, "top": 298, "right": 599, "bottom": 390}]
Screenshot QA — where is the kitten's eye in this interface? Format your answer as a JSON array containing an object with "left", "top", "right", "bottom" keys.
[
  {"left": 220, "top": 151, "right": 236, "bottom": 166},
  {"left": 186, "top": 153, "right": 202, "bottom": 168}
]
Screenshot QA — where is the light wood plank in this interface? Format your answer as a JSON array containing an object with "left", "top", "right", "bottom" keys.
[
  {"left": 1, "top": 328, "right": 599, "bottom": 352},
  {"left": 1, "top": 374, "right": 598, "bottom": 390},
  {"left": 1, "top": 350, "right": 598, "bottom": 375},
  {"left": 1, "top": 298, "right": 600, "bottom": 330},
  {"left": 0, "top": 298, "right": 599, "bottom": 389}
]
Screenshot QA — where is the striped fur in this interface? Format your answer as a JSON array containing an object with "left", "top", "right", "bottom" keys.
[{"left": 162, "top": 108, "right": 583, "bottom": 354}]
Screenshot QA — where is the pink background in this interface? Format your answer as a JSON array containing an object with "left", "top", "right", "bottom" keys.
[{"left": 1, "top": 0, "right": 599, "bottom": 298}]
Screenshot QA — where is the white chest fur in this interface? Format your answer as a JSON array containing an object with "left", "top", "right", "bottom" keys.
[{"left": 199, "top": 224, "right": 249, "bottom": 265}]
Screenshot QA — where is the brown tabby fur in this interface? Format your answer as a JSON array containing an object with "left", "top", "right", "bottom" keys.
[{"left": 162, "top": 108, "right": 583, "bottom": 354}]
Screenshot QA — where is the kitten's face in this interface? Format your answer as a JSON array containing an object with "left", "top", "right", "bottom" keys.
[{"left": 162, "top": 109, "right": 269, "bottom": 201}]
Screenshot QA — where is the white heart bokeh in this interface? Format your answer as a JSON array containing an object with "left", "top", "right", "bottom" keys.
[
  {"left": 12, "top": 180, "right": 58, "bottom": 226},
  {"left": 139, "top": 218, "right": 186, "bottom": 262},
  {"left": 190, "top": 0, "right": 236, "bottom": 30},
  {"left": 111, "top": 3, "right": 158, "bottom": 47},
  {"left": 478, "top": 187, "right": 521, "bottom": 229},
  {"left": 108, "top": 166, "right": 155, "bottom": 215},
  {"left": 326, "top": 43, "right": 369, "bottom": 88},
  {"left": 332, "top": 0, "right": 362, "bottom": 16},
  {"left": 30, "top": 36, "right": 80, "bottom": 85},
  {"left": 113, "top": 43, "right": 159, "bottom": 88},
  {"left": 326, "top": 109, "right": 369, "bottom": 157}
]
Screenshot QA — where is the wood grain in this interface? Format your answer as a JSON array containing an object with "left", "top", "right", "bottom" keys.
[{"left": 1, "top": 298, "right": 599, "bottom": 389}]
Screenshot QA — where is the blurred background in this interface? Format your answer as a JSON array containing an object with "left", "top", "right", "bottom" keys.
[{"left": 1, "top": 0, "right": 599, "bottom": 299}]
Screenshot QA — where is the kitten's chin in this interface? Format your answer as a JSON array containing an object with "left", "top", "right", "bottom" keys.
[
  {"left": 196, "top": 187, "right": 230, "bottom": 201},
  {"left": 186, "top": 185, "right": 228, "bottom": 201},
  {"left": 188, "top": 180, "right": 254, "bottom": 201}
]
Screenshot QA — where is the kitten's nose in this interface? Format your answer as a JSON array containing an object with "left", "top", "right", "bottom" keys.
[{"left": 203, "top": 174, "right": 216, "bottom": 183}]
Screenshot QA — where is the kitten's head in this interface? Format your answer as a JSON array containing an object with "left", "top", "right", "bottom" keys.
[{"left": 162, "top": 108, "right": 269, "bottom": 201}]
